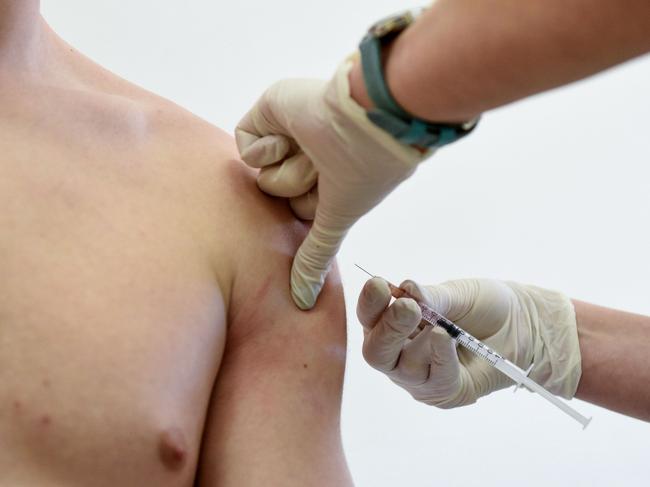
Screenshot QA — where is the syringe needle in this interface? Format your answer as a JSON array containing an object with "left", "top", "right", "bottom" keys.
[{"left": 354, "top": 263, "right": 376, "bottom": 278}]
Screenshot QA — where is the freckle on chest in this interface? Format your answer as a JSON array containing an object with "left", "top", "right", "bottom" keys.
[{"left": 158, "top": 428, "right": 187, "bottom": 471}]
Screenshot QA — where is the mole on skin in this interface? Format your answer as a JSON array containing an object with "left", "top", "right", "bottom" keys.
[{"left": 158, "top": 428, "right": 187, "bottom": 471}]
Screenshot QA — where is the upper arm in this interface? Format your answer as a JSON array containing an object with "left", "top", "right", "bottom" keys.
[{"left": 196, "top": 160, "right": 352, "bottom": 486}]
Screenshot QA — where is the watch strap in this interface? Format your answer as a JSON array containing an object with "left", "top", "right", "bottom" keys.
[
  {"left": 359, "top": 28, "right": 477, "bottom": 149},
  {"left": 359, "top": 33, "right": 411, "bottom": 121}
]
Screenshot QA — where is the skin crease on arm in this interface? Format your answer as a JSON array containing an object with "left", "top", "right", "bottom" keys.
[
  {"left": 573, "top": 300, "right": 650, "bottom": 422},
  {"left": 349, "top": 0, "right": 650, "bottom": 121}
]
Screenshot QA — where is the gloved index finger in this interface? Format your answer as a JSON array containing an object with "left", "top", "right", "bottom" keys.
[
  {"left": 235, "top": 132, "right": 291, "bottom": 169},
  {"left": 235, "top": 110, "right": 292, "bottom": 169},
  {"left": 356, "top": 277, "right": 392, "bottom": 330},
  {"left": 290, "top": 205, "right": 355, "bottom": 310}
]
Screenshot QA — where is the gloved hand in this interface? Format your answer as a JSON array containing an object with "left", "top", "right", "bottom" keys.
[
  {"left": 356, "top": 277, "right": 582, "bottom": 408},
  {"left": 235, "top": 58, "right": 428, "bottom": 310}
]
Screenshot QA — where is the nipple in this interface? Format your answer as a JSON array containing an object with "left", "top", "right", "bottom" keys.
[{"left": 158, "top": 428, "right": 188, "bottom": 471}]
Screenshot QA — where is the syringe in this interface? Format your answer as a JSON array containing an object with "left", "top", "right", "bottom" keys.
[{"left": 356, "top": 265, "right": 592, "bottom": 429}]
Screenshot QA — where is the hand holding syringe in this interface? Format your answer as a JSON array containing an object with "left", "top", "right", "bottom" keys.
[{"left": 355, "top": 265, "right": 591, "bottom": 428}]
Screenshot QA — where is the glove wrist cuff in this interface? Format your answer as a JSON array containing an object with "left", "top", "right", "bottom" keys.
[{"left": 516, "top": 284, "right": 582, "bottom": 399}]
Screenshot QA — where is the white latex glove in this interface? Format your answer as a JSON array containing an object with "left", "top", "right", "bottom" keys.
[
  {"left": 235, "top": 58, "right": 428, "bottom": 309},
  {"left": 356, "top": 277, "right": 582, "bottom": 408}
]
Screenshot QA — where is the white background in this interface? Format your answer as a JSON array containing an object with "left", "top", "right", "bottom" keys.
[{"left": 42, "top": 1, "right": 650, "bottom": 486}]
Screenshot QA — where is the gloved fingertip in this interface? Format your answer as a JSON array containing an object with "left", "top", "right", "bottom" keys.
[
  {"left": 291, "top": 287, "right": 317, "bottom": 310},
  {"left": 362, "top": 277, "right": 390, "bottom": 305},
  {"left": 290, "top": 259, "right": 326, "bottom": 311},
  {"left": 234, "top": 128, "right": 257, "bottom": 152},
  {"left": 239, "top": 135, "right": 291, "bottom": 168},
  {"left": 291, "top": 272, "right": 319, "bottom": 310}
]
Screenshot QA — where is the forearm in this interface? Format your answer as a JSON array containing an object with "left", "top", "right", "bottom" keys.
[
  {"left": 573, "top": 300, "right": 650, "bottom": 421},
  {"left": 350, "top": 0, "right": 650, "bottom": 121}
]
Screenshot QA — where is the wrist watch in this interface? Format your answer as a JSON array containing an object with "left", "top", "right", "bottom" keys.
[{"left": 359, "top": 8, "right": 479, "bottom": 152}]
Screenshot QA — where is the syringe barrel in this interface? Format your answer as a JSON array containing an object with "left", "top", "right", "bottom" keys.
[
  {"left": 493, "top": 357, "right": 528, "bottom": 385},
  {"left": 388, "top": 283, "right": 407, "bottom": 299}
]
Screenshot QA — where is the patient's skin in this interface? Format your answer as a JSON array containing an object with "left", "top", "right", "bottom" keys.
[{"left": 0, "top": 5, "right": 352, "bottom": 487}]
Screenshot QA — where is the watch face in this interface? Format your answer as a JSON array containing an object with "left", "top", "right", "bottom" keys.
[{"left": 369, "top": 8, "right": 423, "bottom": 37}]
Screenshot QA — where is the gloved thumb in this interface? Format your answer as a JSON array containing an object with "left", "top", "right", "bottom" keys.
[
  {"left": 235, "top": 89, "right": 291, "bottom": 169},
  {"left": 290, "top": 210, "right": 350, "bottom": 310}
]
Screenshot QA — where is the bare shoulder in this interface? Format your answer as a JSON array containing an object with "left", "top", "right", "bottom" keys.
[{"left": 128, "top": 97, "right": 317, "bottom": 302}]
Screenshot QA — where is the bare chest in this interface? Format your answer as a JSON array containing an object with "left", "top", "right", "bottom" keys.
[{"left": 0, "top": 148, "right": 227, "bottom": 485}]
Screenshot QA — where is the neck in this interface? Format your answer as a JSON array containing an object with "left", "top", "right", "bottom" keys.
[{"left": 0, "top": 0, "right": 46, "bottom": 70}]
